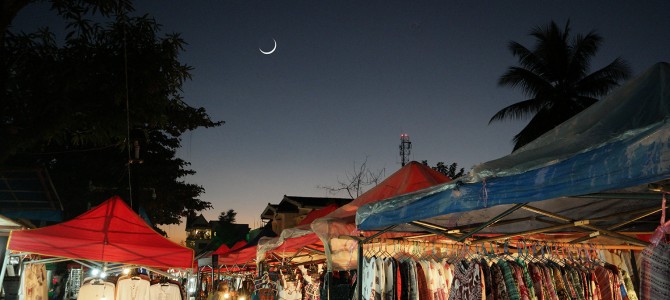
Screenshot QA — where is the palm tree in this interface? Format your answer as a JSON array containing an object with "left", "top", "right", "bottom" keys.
[{"left": 490, "top": 20, "right": 631, "bottom": 151}]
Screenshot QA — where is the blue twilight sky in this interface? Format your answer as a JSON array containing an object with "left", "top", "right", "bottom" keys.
[{"left": 13, "top": 1, "right": 670, "bottom": 242}]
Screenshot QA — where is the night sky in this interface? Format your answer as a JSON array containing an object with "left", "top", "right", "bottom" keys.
[{"left": 13, "top": 1, "right": 670, "bottom": 242}]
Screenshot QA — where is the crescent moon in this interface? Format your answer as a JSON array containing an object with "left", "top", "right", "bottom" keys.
[{"left": 259, "top": 39, "right": 277, "bottom": 55}]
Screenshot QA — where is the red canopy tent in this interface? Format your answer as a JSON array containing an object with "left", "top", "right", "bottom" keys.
[
  {"left": 325, "top": 161, "right": 452, "bottom": 221},
  {"left": 210, "top": 244, "right": 231, "bottom": 256},
  {"left": 218, "top": 245, "right": 257, "bottom": 266},
  {"left": 297, "top": 204, "right": 338, "bottom": 226},
  {"left": 229, "top": 241, "right": 247, "bottom": 251},
  {"left": 260, "top": 161, "right": 452, "bottom": 268},
  {"left": 7, "top": 196, "right": 194, "bottom": 269}
]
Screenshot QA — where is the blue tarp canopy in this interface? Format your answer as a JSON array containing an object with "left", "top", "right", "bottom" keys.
[{"left": 357, "top": 62, "right": 670, "bottom": 242}]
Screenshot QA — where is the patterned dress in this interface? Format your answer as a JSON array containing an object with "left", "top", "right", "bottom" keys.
[{"left": 448, "top": 260, "right": 483, "bottom": 300}]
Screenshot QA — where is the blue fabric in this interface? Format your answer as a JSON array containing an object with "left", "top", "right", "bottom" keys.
[{"left": 357, "top": 121, "right": 670, "bottom": 230}]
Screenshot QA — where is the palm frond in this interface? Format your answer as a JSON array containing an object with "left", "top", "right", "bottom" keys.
[
  {"left": 576, "top": 57, "right": 631, "bottom": 96},
  {"left": 568, "top": 31, "right": 601, "bottom": 78},
  {"left": 499, "top": 67, "right": 553, "bottom": 97},
  {"left": 489, "top": 98, "right": 543, "bottom": 124}
]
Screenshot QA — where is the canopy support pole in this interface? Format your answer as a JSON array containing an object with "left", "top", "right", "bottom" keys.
[
  {"left": 287, "top": 247, "right": 305, "bottom": 264},
  {"left": 357, "top": 239, "right": 363, "bottom": 300},
  {"left": 303, "top": 246, "right": 325, "bottom": 255},
  {"left": 521, "top": 205, "right": 649, "bottom": 246},
  {"left": 357, "top": 224, "right": 397, "bottom": 300},
  {"left": 472, "top": 223, "right": 577, "bottom": 244},
  {"left": 72, "top": 259, "right": 102, "bottom": 270},
  {"left": 408, "top": 222, "right": 461, "bottom": 242},
  {"left": 0, "top": 250, "right": 10, "bottom": 296},
  {"left": 570, "top": 207, "right": 662, "bottom": 243},
  {"left": 457, "top": 203, "right": 527, "bottom": 242}
]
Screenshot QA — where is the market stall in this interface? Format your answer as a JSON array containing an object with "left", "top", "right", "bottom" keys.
[
  {"left": 353, "top": 62, "right": 670, "bottom": 299},
  {"left": 1, "top": 195, "right": 194, "bottom": 299}
]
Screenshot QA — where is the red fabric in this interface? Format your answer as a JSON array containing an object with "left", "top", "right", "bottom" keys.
[
  {"left": 230, "top": 241, "right": 247, "bottom": 251},
  {"left": 264, "top": 162, "right": 451, "bottom": 257},
  {"left": 298, "top": 204, "right": 338, "bottom": 226},
  {"left": 211, "top": 244, "right": 231, "bottom": 256},
  {"left": 219, "top": 246, "right": 257, "bottom": 266},
  {"left": 325, "top": 161, "right": 451, "bottom": 221},
  {"left": 273, "top": 232, "right": 323, "bottom": 253},
  {"left": 8, "top": 196, "right": 193, "bottom": 269}
]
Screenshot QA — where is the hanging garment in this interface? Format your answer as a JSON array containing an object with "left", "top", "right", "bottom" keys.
[
  {"left": 395, "top": 259, "right": 402, "bottom": 300},
  {"left": 491, "top": 262, "right": 511, "bottom": 300},
  {"left": 361, "top": 257, "right": 375, "bottom": 300},
  {"left": 382, "top": 258, "right": 395, "bottom": 300},
  {"left": 78, "top": 280, "right": 116, "bottom": 300},
  {"left": 23, "top": 263, "right": 48, "bottom": 300},
  {"left": 639, "top": 242, "right": 670, "bottom": 300},
  {"left": 498, "top": 260, "right": 521, "bottom": 300},
  {"left": 408, "top": 260, "right": 419, "bottom": 300},
  {"left": 515, "top": 259, "right": 537, "bottom": 300},
  {"left": 430, "top": 259, "right": 448, "bottom": 300},
  {"left": 509, "top": 261, "right": 530, "bottom": 300},
  {"left": 399, "top": 261, "right": 410, "bottom": 300},
  {"left": 117, "top": 277, "right": 151, "bottom": 300},
  {"left": 149, "top": 283, "right": 182, "bottom": 300},
  {"left": 447, "top": 260, "right": 483, "bottom": 300},
  {"left": 480, "top": 259, "right": 494, "bottom": 300},
  {"left": 415, "top": 261, "right": 431, "bottom": 300},
  {"left": 277, "top": 280, "right": 301, "bottom": 300}
]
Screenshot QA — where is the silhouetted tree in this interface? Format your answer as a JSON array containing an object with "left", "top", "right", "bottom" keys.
[
  {"left": 490, "top": 20, "right": 631, "bottom": 151},
  {"left": 319, "top": 157, "right": 385, "bottom": 199},
  {"left": 1, "top": 0, "right": 222, "bottom": 227}
]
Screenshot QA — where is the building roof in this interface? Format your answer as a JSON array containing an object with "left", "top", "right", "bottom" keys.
[
  {"left": 186, "top": 214, "right": 209, "bottom": 229},
  {"left": 283, "top": 195, "right": 351, "bottom": 208},
  {"left": 260, "top": 195, "right": 352, "bottom": 219}
]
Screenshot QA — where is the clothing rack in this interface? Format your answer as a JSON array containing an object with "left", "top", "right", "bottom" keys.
[{"left": 355, "top": 232, "right": 649, "bottom": 300}]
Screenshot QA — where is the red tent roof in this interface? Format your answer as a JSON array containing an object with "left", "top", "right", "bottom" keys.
[
  {"left": 211, "top": 244, "right": 231, "bottom": 256},
  {"left": 324, "top": 161, "right": 451, "bottom": 221},
  {"left": 265, "top": 162, "right": 452, "bottom": 257},
  {"left": 298, "top": 204, "right": 338, "bottom": 226},
  {"left": 219, "top": 245, "right": 257, "bottom": 266},
  {"left": 230, "top": 241, "right": 247, "bottom": 251},
  {"left": 8, "top": 196, "right": 194, "bottom": 269}
]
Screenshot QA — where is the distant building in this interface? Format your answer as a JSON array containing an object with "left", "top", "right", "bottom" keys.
[
  {"left": 260, "top": 195, "right": 351, "bottom": 235},
  {"left": 184, "top": 214, "right": 250, "bottom": 252}
]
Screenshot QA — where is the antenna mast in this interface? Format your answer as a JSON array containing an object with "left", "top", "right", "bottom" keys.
[{"left": 399, "top": 133, "right": 411, "bottom": 166}]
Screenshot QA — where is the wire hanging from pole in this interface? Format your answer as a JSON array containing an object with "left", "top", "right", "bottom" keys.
[{"left": 119, "top": 1, "right": 133, "bottom": 209}]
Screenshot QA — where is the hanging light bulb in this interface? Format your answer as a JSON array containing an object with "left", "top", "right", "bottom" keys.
[{"left": 91, "top": 269, "right": 100, "bottom": 276}]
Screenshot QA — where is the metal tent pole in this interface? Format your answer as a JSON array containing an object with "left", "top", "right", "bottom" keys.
[{"left": 0, "top": 250, "right": 10, "bottom": 297}]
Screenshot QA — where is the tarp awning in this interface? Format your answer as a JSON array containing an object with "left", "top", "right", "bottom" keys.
[
  {"left": 357, "top": 62, "right": 670, "bottom": 238},
  {"left": 7, "top": 196, "right": 194, "bottom": 269}
]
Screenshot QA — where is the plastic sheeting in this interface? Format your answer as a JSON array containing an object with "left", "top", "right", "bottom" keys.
[
  {"left": 357, "top": 62, "right": 670, "bottom": 232},
  {"left": 471, "top": 62, "right": 670, "bottom": 181},
  {"left": 256, "top": 226, "right": 314, "bottom": 263}
]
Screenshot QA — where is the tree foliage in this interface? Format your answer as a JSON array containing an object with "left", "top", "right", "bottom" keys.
[
  {"left": 490, "top": 20, "right": 631, "bottom": 151},
  {"left": 1, "top": 1, "right": 222, "bottom": 227},
  {"left": 421, "top": 161, "right": 464, "bottom": 179},
  {"left": 218, "top": 209, "right": 237, "bottom": 224}
]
